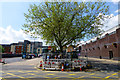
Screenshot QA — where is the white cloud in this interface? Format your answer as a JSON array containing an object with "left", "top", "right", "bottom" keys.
[
  {"left": 111, "top": 0, "right": 119, "bottom": 4},
  {"left": 0, "top": 25, "right": 47, "bottom": 46},
  {"left": 80, "top": 13, "right": 119, "bottom": 44},
  {"left": 102, "top": 14, "right": 119, "bottom": 31},
  {"left": 115, "top": 9, "right": 120, "bottom": 13},
  {"left": 111, "top": 0, "right": 120, "bottom": 2}
]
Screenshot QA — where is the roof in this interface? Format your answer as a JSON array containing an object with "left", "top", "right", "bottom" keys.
[
  {"left": 11, "top": 43, "right": 18, "bottom": 45},
  {"left": 78, "top": 25, "right": 120, "bottom": 46},
  {"left": 1, "top": 44, "right": 11, "bottom": 47}
]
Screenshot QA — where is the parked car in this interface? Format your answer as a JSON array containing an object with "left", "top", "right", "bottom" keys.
[{"left": 38, "top": 54, "right": 43, "bottom": 57}]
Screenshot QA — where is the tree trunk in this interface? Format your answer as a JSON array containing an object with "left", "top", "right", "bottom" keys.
[
  {"left": 60, "top": 46, "right": 63, "bottom": 53},
  {"left": 59, "top": 46, "right": 64, "bottom": 58}
]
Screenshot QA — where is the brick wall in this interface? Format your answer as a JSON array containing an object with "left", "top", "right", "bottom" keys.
[
  {"left": 15, "top": 46, "right": 23, "bottom": 54},
  {"left": 81, "top": 28, "right": 120, "bottom": 60},
  {"left": 3, "top": 46, "right": 11, "bottom": 54},
  {"left": 2, "top": 45, "right": 11, "bottom": 54}
]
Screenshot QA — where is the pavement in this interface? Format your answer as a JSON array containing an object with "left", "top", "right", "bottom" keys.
[
  {"left": 2, "top": 57, "right": 25, "bottom": 64},
  {"left": 78, "top": 57, "right": 120, "bottom": 72},
  {"left": 79, "top": 56, "right": 119, "bottom": 64},
  {"left": 1, "top": 57, "right": 120, "bottom": 80},
  {"left": 2, "top": 57, "right": 42, "bottom": 71},
  {"left": 1, "top": 70, "right": 119, "bottom": 79}
]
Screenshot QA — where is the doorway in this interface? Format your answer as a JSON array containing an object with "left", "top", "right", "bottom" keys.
[{"left": 109, "top": 51, "right": 113, "bottom": 59}]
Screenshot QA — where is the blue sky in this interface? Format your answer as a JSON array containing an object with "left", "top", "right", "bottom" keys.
[
  {"left": 0, "top": 2, "right": 119, "bottom": 30},
  {"left": 0, "top": 1, "right": 119, "bottom": 45},
  {"left": 1, "top": 2, "right": 40, "bottom": 30}
]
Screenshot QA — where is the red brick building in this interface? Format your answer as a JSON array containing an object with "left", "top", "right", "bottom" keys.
[
  {"left": 1, "top": 45, "right": 11, "bottom": 54},
  {"left": 81, "top": 26, "right": 120, "bottom": 60},
  {"left": 15, "top": 45, "right": 24, "bottom": 54}
]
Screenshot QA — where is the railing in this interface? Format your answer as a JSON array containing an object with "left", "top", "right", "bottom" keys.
[{"left": 42, "top": 58, "right": 87, "bottom": 70}]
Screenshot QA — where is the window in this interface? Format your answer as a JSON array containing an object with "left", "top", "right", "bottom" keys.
[
  {"left": 89, "top": 48, "right": 91, "bottom": 51},
  {"left": 104, "top": 45, "right": 107, "bottom": 49},
  {"left": 98, "top": 47, "right": 100, "bottom": 50},
  {"left": 93, "top": 48, "right": 95, "bottom": 50},
  {"left": 113, "top": 43, "right": 117, "bottom": 48},
  {"left": 38, "top": 49, "right": 40, "bottom": 51},
  {"left": 17, "top": 49, "right": 19, "bottom": 51}
]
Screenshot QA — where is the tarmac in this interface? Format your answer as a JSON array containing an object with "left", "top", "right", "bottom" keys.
[
  {"left": 3, "top": 56, "right": 120, "bottom": 69},
  {"left": 79, "top": 56, "right": 120, "bottom": 65},
  {"left": 3, "top": 57, "right": 42, "bottom": 66},
  {"left": 1, "top": 57, "right": 120, "bottom": 79}
]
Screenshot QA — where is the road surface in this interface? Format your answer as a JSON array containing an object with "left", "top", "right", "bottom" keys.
[
  {"left": 2, "top": 57, "right": 25, "bottom": 64},
  {"left": 1, "top": 57, "right": 119, "bottom": 80}
]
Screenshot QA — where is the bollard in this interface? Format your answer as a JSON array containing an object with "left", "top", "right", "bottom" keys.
[
  {"left": 40, "top": 61, "right": 42, "bottom": 67},
  {"left": 80, "top": 64, "right": 82, "bottom": 71},
  {"left": 61, "top": 64, "right": 64, "bottom": 71},
  {"left": 55, "top": 55, "right": 56, "bottom": 59}
]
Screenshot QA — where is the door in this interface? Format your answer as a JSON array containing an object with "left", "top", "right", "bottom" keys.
[{"left": 109, "top": 51, "right": 113, "bottom": 59}]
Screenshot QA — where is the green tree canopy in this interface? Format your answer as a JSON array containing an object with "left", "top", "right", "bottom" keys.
[
  {"left": 23, "top": 2, "right": 109, "bottom": 52},
  {"left": 0, "top": 45, "right": 4, "bottom": 53}
]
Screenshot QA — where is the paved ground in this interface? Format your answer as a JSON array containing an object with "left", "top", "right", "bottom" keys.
[
  {"left": 0, "top": 57, "right": 120, "bottom": 80},
  {"left": 1, "top": 70, "right": 119, "bottom": 79},
  {"left": 79, "top": 57, "right": 120, "bottom": 72},
  {"left": 2, "top": 57, "right": 25, "bottom": 64}
]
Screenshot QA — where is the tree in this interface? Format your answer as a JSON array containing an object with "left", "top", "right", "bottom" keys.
[
  {"left": 0, "top": 45, "right": 4, "bottom": 53},
  {"left": 23, "top": 2, "right": 109, "bottom": 52}
]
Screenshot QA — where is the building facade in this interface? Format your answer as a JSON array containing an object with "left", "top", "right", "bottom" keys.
[
  {"left": 11, "top": 43, "right": 18, "bottom": 54},
  {"left": 15, "top": 45, "right": 24, "bottom": 54},
  {"left": 81, "top": 26, "right": 120, "bottom": 60},
  {"left": 1, "top": 44, "right": 11, "bottom": 54},
  {"left": 1, "top": 40, "right": 43, "bottom": 54},
  {"left": 37, "top": 47, "right": 42, "bottom": 54}
]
